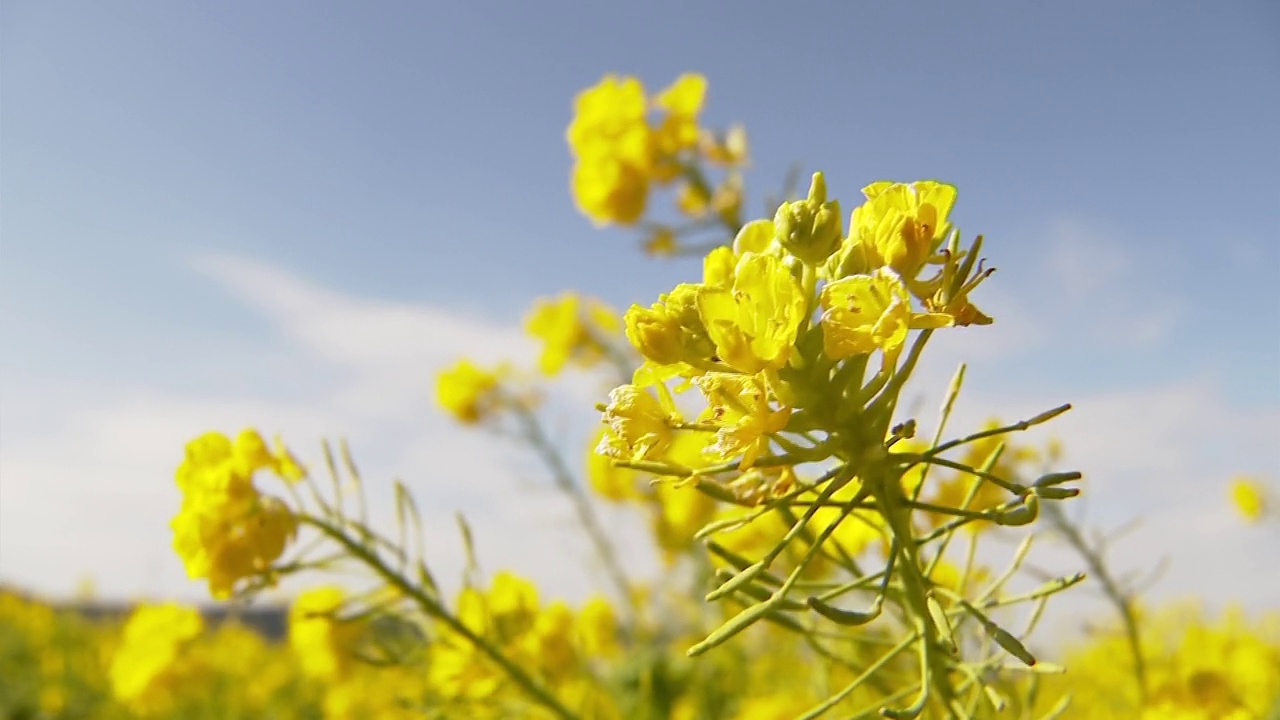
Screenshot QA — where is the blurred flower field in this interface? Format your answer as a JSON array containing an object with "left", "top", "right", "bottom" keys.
[{"left": 3, "top": 72, "right": 1278, "bottom": 720}]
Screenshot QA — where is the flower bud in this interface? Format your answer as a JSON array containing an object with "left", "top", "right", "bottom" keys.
[{"left": 774, "top": 172, "right": 843, "bottom": 265}]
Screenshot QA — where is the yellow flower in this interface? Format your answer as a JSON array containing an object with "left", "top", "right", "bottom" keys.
[
  {"left": 289, "top": 586, "right": 363, "bottom": 680},
  {"left": 488, "top": 570, "right": 541, "bottom": 641},
  {"left": 171, "top": 430, "right": 298, "bottom": 599},
  {"left": 1230, "top": 477, "right": 1266, "bottom": 522},
  {"left": 567, "top": 75, "right": 653, "bottom": 225},
  {"left": 849, "top": 180, "right": 958, "bottom": 280},
  {"left": 624, "top": 283, "right": 715, "bottom": 368},
  {"left": 572, "top": 154, "right": 651, "bottom": 226},
  {"left": 597, "top": 383, "right": 677, "bottom": 462},
  {"left": 171, "top": 492, "right": 297, "bottom": 599},
  {"left": 698, "top": 252, "right": 806, "bottom": 374},
  {"left": 696, "top": 372, "right": 791, "bottom": 469},
  {"left": 436, "top": 359, "right": 504, "bottom": 424},
  {"left": 820, "top": 268, "right": 951, "bottom": 361},
  {"left": 109, "top": 603, "right": 204, "bottom": 715},
  {"left": 525, "top": 292, "right": 621, "bottom": 375},
  {"left": 577, "top": 597, "right": 619, "bottom": 657},
  {"left": 652, "top": 73, "right": 707, "bottom": 162},
  {"left": 522, "top": 602, "right": 578, "bottom": 681}
]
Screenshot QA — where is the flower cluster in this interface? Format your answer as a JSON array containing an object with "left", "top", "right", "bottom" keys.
[
  {"left": 567, "top": 73, "right": 748, "bottom": 255},
  {"left": 170, "top": 429, "right": 303, "bottom": 599},
  {"left": 601, "top": 172, "right": 991, "bottom": 476},
  {"left": 429, "top": 571, "right": 618, "bottom": 712}
]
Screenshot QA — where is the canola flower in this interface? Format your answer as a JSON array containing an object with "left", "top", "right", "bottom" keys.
[
  {"left": 109, "top": 603, "right": 205, "bottom": 715},
  {"left": 171, "top": 429, "right": 303, "bottom": 599},
  {"left": 1230, "top": 476, "right": 1271, "bottom": 523}
]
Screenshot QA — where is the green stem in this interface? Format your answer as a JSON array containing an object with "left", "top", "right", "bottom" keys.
[
  {"left": 1043, "top": 502, "right": 1147, "bottom": 703},
  {"left": 511, "top": 402, "right": 637, "bottom": 619},
  {"left": 874, "top": 468, "right": 958, "bottom": 712}
]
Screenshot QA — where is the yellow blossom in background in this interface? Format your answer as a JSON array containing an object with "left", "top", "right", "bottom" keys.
[
  {"left": 576, "top": 597, "right": 619, "bottom": 658},
  {"left": 109, "top": 603, "right": 204, "bottom": 715},
  {"left": 567, "top": 74, "right": 652, "bottom": 225},
  {"left": 289, "top": 586, "right": 364, "bottom": 681},
  {"left": 1230, "top": 476, "right": 1267, "bottom": 522},
  {"left": 522, "top": 602, "right": 578, "bottom": 681},
  {"left": 1038, "top": 604, "right": 1280, "bottom": 719},
  {"left": 436, "top": 359, "right": 505, "bottom": 424},
  {"left": 525, "top": 292, "right": 622, "bottom": 375},
  {"left": 651, "top": 73, "right": 708, "bottom": 179},
  {"left": 567, "top": 72, "right": 717, "bottom": 227},
  {"left": 321, "top": 666, "right": 423, "bottom": 720}
]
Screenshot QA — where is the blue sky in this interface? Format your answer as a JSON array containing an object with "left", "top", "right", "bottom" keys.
[{"left": 2, "top": 2, "right": 1278, "bottom": 628}]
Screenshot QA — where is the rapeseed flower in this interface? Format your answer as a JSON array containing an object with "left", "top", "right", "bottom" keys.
[
  {"left": 171, "top": 429, "right": 299, "bottom": 599},
  {"left": 848, "top": 180, "right": 957, "bottom": 280},
  {"left": 436, "top": 359, "right": 505, "bottom": 424},
  {"left": 698, "top": 252, "right": 806, "bottom": 374},
  {"left": 525, "top": 292, "right": 622, "bottom": 375},
  {"left": 289, "top": 586, "right": 363, "bottom": 680},
  {"left": 820, "top": 268, "right": 951, "bottom": 361},
  {"left": 109, "top": 603, "right": 204, "bottom": 715}
]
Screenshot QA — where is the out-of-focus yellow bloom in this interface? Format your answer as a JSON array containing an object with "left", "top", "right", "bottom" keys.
[
  {"left": 733, "top": 694, "right": 815, "bottom": 719},
  {"left": 1039, "top": 604, "right": 1280, "bottom": 719},
  {"left": 522, "top": 602, "right": 578, "bottom": 681},
  {"left": 820, "top": 268, "right": 951, "bottom": 361},
  {"left": 696, "top": 372, "right": 791, "bottom": 469},
  {"left": 489, "top": 570, "right": 540, "bottom": 640},
  {"left": 652, "top": 73, "right": 707, "bottom": 166},
  {"left": 1230, "top": 477, "right": 1266, "bottom": 522},
  {"left": 644, "top": 226, "right": 678, "bottom": 256},
  {"left": 171, "top": 430, "right": 299, "bottom": 599},
  {"left": 322, "top": 666, "right": 423, "bottom": 720},
  {"left": 567, "top": 73, "right": 711, "bottom": 226},
  {"left": 698, "top": 252, "right": 806, "bottom": 374},
  {"left": 700, "top": 124, "right": 749, "bottom": 166},
  {"left": 625, "top": 284, "right": 715, "bottom": 367},
  {"left": 436, "top": 359, "right": 505, "bottom": 424},
  {"left": 597, "top": 383, "right": 678, "bottom": 462},
  {"left": 577, "top": 597, "right": 619, "bottom": 657},
  {"left": 289, "top": 586, "right": 363, "bottom": 680},
  {"left": 525, "top": 292, "right": 622, "bottom": 375},
  {"left": 848, "top": 180, "right": 958, "bottom": 280},
  {"left": 109, "top": 603, "right": 204, "bottom": 715},
  {"left": 567, "top": 75, "right": 652, "bottom": 226},
  {"left": 586, "top": 427, "right": 640, "bottom": 501}
]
